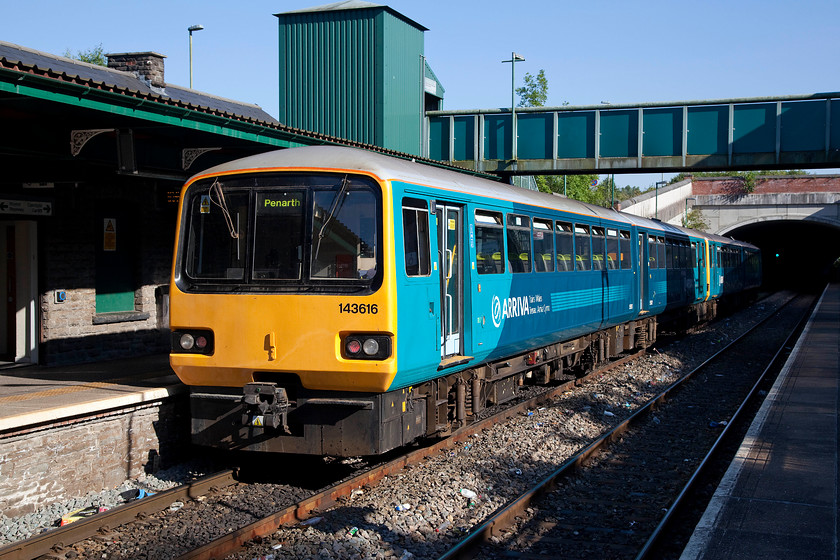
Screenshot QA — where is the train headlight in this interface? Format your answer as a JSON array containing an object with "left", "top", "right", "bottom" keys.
[
  {"left": 342, "top": 333, "right": 391, "bottom": 360},
  {"left": 171, "top": 329, "right": 214, "bottom": 355},
  {"left": 179, "top": 333, "right": 195, "bottom": 350},
  {"left": 362, "top": 338, "right": 380, "bottom": 356}
]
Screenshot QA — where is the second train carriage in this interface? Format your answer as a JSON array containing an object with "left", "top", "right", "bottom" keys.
[{"left": 170, "top": 146, "right": 761, "bottom": 456}]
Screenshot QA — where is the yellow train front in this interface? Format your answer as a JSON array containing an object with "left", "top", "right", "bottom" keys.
[{"left": 170, "top": 148, "right": 419, "bottom": 456}]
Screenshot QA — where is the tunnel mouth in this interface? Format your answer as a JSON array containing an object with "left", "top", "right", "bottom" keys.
[{"left": 725, "top": 220, "right": 840, "bottom": 291}]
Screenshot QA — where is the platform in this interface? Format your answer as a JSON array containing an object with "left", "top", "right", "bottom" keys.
[
  {"left": 0, "top": 353, "right": 183, "bottom": 433},
  {"left": 680, "top": 283, "right": 840, "bottom": 560}
]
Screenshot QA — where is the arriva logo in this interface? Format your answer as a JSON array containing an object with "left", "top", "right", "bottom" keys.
[
  {"left": 491, "top": 294, "right": 532, "bottom": 328},
  {"left": 491, "top": 296, "right": 503, "bottom": 327}
]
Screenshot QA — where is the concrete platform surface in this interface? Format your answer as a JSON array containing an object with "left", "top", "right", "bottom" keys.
[
  {"left": 0, "top": 353, "right": 183, "bottom": 432},
  {"left": 681, "top": 283, "right": 840, "bottom": 560}
]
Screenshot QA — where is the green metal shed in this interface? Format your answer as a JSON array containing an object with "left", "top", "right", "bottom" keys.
[{"left": 276, "top": 0, "right": 443, "bottom": 156}]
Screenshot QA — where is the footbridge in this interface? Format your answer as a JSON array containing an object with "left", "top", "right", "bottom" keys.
[{"left": 426, "top": 92, "right": 840, "bottom": 175}]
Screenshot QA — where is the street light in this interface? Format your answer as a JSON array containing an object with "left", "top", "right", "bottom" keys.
[
  {"left": 655, "top": 181, "right": 667, "bottom": 219},
  {"left": 502, "top": 52, "right": 525, "bottom": 161},
  {"left": 188, "top": 24, "right": 204, "bottom": 89}
]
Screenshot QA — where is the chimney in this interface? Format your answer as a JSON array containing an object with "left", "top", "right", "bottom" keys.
[{"left": 106, "top": 52, "right": 166, "bottom": 88}]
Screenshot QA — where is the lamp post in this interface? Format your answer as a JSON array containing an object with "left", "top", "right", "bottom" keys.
[
  {"left": 188, "top": 24, "right": 204, "bottom": 89},
  {"left": 502, "top": 52, "right": 525, "bottom": 161},
  {"left": 655, "top": 181, "right": 667, "bottom": 220}
]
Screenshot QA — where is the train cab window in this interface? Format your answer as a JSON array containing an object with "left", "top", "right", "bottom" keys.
[
  {"left": 648, "top": 236, "right": 658, "bottom": 268},
  {"left": 657, "top": 237, "right": 666, "bottom": 269},
  {"left": 185, "top": 188, "right": 250, "bottom": 280},
  {"left": 556, "top": 222, "right": 574, "bottom": 272},
  {"left": 574, "top": 224, "right": 591, "bottom": 271},
  {"left": 475, "top": 210, "right": 505, "bottom": 274},
  {"left": 533, "top": 218, "right": 554, "bottom": 272},
  {"left": 619, "top": 230, "right": 631, "bottom": 269},
  {"left": 591, "top": 227, "right": 606, "bottom": 271},
  {"left": 254, "top": 190, "right": 306, "bottom": 280},
  {"left": 507, "top": 214, "right": 532, "bottom": 273},
  {"left": 606, "top": 229, "right": 619, "bottom": 270},
  {"left": 311, "top": 185, "right": 378, "bottom": 280},
  {"left": 402, "top": 198, "right": 431, "bottom": 277}
]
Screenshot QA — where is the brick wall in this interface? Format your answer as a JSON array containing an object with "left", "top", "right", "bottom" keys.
[
  {"left": 0, "top": 396, "right": 189, "bottom": 517},
  {"left": 40, "top": 180, "right": 176, "bottom": 365}
]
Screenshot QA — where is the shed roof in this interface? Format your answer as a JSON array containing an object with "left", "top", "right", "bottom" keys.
[
  {"left": 0, "top": 40, "right": 278, "bottom": 123},
  {"left": 276, "top": 1, "right": 428, "bottom": 31}
]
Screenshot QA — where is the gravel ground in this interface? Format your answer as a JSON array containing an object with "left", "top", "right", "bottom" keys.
[
  {"left": 0, "top": 457, "right": 218, "bottom": 546},
  {"left": 0, "top": 293, "right": 788, "bottom": 560}
]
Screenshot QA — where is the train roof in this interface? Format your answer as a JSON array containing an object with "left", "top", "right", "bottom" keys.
[{"left": 194, "top": 146, "right": 757, "bottom": 249}]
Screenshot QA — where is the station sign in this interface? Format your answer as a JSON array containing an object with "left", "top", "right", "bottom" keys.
[{"left": 0, "top": 198, "right": 53, "bottom": 216}]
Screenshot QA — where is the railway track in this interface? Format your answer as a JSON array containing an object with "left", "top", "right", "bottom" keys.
[
  {"left": 0, "top": 349, "right": 643, "bottom": 560},
  {"left": 0, "top": 293, "right": 797, "bottom": 560},
  {"left": 439, "top": 292, "right": 814, "bottom": 560}
]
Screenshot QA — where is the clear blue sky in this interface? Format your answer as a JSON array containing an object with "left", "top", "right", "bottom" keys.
[{"left": 3, "top": 0, "right": 838, "bottom": 189}]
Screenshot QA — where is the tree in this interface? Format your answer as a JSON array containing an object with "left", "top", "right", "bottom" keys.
[
  {"left": 63, "top": 43, "right": 106, "bottom": 66},
  {"left": 515, "top": 69, "right": 548, "bottom": 108},
  {"left": 683, "top": 208, "right": 709, "bottom": 231}
]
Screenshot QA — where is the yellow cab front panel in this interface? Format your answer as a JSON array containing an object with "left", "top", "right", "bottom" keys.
[
  {"left": 169, "top": 162, "right": 398, "bottom": 394},
  {"left": 169, "top": 287, "right": 397, "bottom": 392}
]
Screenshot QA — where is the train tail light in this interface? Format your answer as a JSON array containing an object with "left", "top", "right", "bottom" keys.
[{"left": 343, "top": 333, "right": 391, "bottom": 360}]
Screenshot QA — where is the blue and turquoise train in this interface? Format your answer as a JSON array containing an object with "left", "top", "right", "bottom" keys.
[{"left": 169, "top": 146, "right": 761, "bottom": 456}]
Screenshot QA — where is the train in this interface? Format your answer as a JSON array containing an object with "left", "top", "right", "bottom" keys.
[{"left": 169, "top": 145, "right": 761, "bottom": 457}]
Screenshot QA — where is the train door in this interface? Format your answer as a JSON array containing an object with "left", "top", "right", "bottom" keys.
[
  {"left": 638, "top": 232, "right": 648, "bottom": 313},
  {"left": 437, "top": 204, "right": 463, "bottom": 358},
  {"left": 695, "top": 241, "right": 706, "bottom": 299}
]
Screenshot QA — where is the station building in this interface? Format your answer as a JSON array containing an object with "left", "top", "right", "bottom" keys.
[{"left": 0, "top": 1, "right": 445, "bottom": 367}]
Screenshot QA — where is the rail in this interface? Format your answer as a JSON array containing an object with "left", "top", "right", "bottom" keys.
[{"left": 437, "top": 292, "right": 811, "bottom": 559}]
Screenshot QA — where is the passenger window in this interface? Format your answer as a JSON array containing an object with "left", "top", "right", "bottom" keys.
[
  {"left": 574, "top": 224, "right": 591, "bottom": 271},
  {"left": 648, "top": 236, "right": 658, "bottom": 268},
  {"left": 591, "top": 227, "right": 606, "bottom": 271},
  {"left": 475, "top": 210, "right": 505, "bottom": 275},
  {"left": 533, "top": 218, "right": 554, "bottom": 272},
  {"left": 507, "top": 213, "right": 532, "bottom": 273},
  {"left": 658, "top": 238, "right": 667, "bottom": 269},
  {"left": 556, "top": 222, "right": 574, "bottom": 272},
  {"left": 402, "top": 198, "right": 430, "bottom": 277},
  {"left": 619, "top": 230, "right": 631, "bottom": 269},
  {"left": 606, "top": 228, "right": 619, "bottom": 270}
]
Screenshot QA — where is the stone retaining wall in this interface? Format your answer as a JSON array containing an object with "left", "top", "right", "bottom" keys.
[{"left": 0, "top": 396, "right": 189, "bottom": 517}]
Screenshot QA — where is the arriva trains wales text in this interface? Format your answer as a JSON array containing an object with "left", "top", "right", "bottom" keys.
[{"left": 491, "top": 294, "right": 551, "bottom": 327}]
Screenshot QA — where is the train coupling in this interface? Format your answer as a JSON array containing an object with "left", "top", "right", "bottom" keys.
[{"left": 241, "top": 382, "right": 291, "bottom": 433}]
